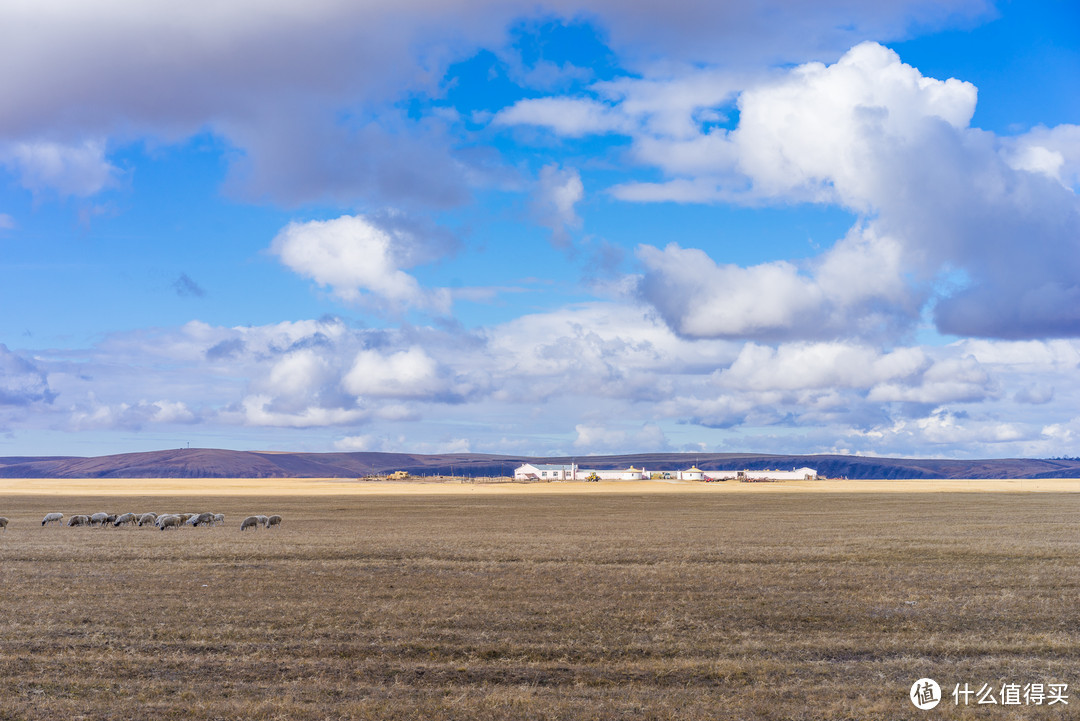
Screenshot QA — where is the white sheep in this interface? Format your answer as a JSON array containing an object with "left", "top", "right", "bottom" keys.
[
  {"left": 89, "top": 512, "right": 109, "bottom": 527},
  {"left": 267, "top": 515, "right": 282, "bottom": 529},
  {"left": 255, "top": 515, "right": 269, "bottom": 528},
  {"left": 212, "top": 513, "right": 225, "bottom": 526},
  {"left": 0, "top": 516, "right": 8, "bottom": 531},
  {"left": 41, "top": 512, "right": 63, "bottom": 526},
  {"left": 137, "top": 512, "right": 158, "bottom": 527},
  {"left": 113, "top": 513, "right": 136, "bottom": 527},
  {"left": 158, "top": 514, "right": 182, "bottom": 531},
  {"left": 193, "top": 512, "right": 215, "bottom": 527},
  {"left": 67, "top": 514, "right": 90, "bottom": 527},
  {"left": 240, "top": 515, "right": 260, "bottom": 531}
]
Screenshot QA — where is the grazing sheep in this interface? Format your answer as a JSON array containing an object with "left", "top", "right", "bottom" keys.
[
  {"left": 113, "top": 513, "right": 136, "bottom": 527},
  {"left": 178, "top": 513, "right": 196, "bottom": 524},
  {"left": 0, "top": 516, "right": 8, "bottom": 531},
  {"left": 267, "top": 515, "right": 282, "bottom": 529},
  {"left": 240, "top": 515, "right": 260, "bottom": 531},
  {"left": 212, "top": 513, "right": 225, "bottom": 526},
  {"left": 89, "top": 512, "right": 109, "bottom": 527},
  {"left": 255, "top": 515, "right": 269, "bottom": 528},
  {"left": 187, "top": 512, "right": 214, "bottom": 527},
  {"left": 67, "top": 514, "right": 90, "bottom": 527},
  {"left": 41, "top": 512, "right": 63, "bottom": 526},
  {"left": 158, "top": 514, "right": 182, "bottom": 531},
  {"left": 137, "top": 512, "right": 158, "bottom": 527}
]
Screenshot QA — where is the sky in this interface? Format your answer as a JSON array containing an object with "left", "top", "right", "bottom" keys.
[{"left": 1, "top": 0, "right": 1079, "bottom": 460}]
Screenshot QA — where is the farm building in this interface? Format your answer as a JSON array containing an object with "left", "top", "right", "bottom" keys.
[
  {"left": 513, "top": 464, "right": 647, "bottom": 481},
  {"left": 512, "top": 463, "right": 817, "bottom": 482},
  {"left": 707, "top": 467, "right": 819, "bottom": 481},
  {"left": 514, "top": 463, "right": 578, "bottom": 480}
]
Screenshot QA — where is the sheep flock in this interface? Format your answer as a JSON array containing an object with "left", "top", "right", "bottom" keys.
[{"left": 0, "top": 511, "right": 285, "bottom": 531}]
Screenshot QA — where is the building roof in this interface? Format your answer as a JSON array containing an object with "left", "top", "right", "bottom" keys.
[{"left": 526, "top": 463, "right": 576, "bottom": 471}]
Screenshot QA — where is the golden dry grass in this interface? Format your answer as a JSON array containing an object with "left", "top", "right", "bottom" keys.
[{"left": 1, "top": 487, "right": 1078, "bottom": 719}]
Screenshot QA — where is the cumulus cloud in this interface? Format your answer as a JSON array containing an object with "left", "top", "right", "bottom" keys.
[
  {"left": 636, "top": 226, "right": 916, "bottom": 341},
  {"left": 342, "top": 347, "right": 450, "bottom": 399},
  {"left": 531, "top": 164, "right": 584, "bottom": 246},
  {"left": 270, "top": 214, "right": 454, "bottom": 313},
  {"left": 573, "top": 422, "right": 668, "bottom": 453},
  {"left": 0, "top": 345, "right": 54, "bottom": 406},
  {"left": 68, "top": 397, "right": 198, "bottom": 431},
  {"left": 0, "top": 139, "right": 118, "bottom": 197},
  {"left": 0, "top": 0, "right": 990, "bottom": 208},
  {"left": 506, "top": 41, "right": 1080, "bottom": 341}
]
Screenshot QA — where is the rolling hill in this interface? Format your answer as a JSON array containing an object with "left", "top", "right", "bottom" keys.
[{"left": 2, "top": 448, "right": 1080, "bottom": 479}]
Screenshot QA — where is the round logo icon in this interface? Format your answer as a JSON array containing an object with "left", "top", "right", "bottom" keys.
[{"left": 910, "top": 678, "right": 941, "bottom": 710}]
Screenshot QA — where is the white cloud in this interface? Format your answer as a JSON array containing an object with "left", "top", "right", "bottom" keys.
[
  {"left": 0, "top": 139, "right": 118, "bottom": 197},
  {"left": 271, "top": 214, "right": 453, "bottom": 313},
  {"left": 1003, "top": 124, "right": 1080, "bottom": 189},
  {"left": 239, "top": 394, "right": 368, "bottom": 428},
  {"left": 636, "top": 226, "right": 916, "bottom": 341},
  {"left": 495, "top": 98, "right": 632, "bottom": 136},
  {"left": 0, "top": 0, "right": 990, "bottom": 207},
  {"left": 573, "top": 422, "right": 668, "bottom": 454},
  {"left": 342, "top": 347, "right": 449, "bottom": 399},
  {"left": 532, "top": 164, "right": 584, "bottom": 246},
  {"left": 513, "top": 41, "right": 1080, "bottom": 341},
  {"left": 0, "top": 345, "right": 54, "bottom": 407}
]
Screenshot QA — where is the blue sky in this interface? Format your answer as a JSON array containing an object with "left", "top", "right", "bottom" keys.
[{"left": 1, "top": 0, "right": 1079, "bottom": 459}]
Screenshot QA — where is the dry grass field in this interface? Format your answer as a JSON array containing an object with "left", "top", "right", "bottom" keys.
[{"left": 1, "top": 485, "right": 1079, "bottom": 719}]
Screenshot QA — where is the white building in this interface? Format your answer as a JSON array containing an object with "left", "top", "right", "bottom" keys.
[
  {"left": 706, "top": 467, "right": 818, "bottom": 481},
  {"left": 678, "top": 466, "right": 705, "bottom": 481},
  {"left": 512, "top": 464, "right": 647, "bottom": 481},
  {"left": 514, "top": 463, "right": 578, "bottom": 480},
  {"left": 512, "top": 463, "right": 816, "bottom": 482}
]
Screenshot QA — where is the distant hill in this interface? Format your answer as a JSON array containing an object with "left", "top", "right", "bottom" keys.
[{"left": 2, "top": 448, "right": 1080, "bottom": 479}]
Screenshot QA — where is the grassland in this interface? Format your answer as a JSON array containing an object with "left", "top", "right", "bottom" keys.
[{"left": 1, "top": 486, "right": 1079, "bottom": 719}]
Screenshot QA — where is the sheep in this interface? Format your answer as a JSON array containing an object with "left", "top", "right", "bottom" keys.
[
  {"left": 255, "top": 515, "right": 269, "bottom": 528},
  {"left": 187, "top": 512, "right": 214, "bottom": 527},
  {"left": 0, "top": 517, "right": 8, "bottom": 531},
  {"left": 137, "top": 512, "right": 158, "bottom": 527},
  {"left": 267, "top": 515, "right": 282, "bottom": 529},
  {"left": 158, "top": 514, "right": 182, "bottom": 531},
  {"left": 240, "top": 515, "right": 260, "bottom": 531},
  {"left": 212, "top": 513, "right": 225, "bottom": 526},
  {"left": 105, "top": 514, "right": 119, "bottom": 525},
  {"left": 178, "top": 513, "right": 196, "bottom": 524},
  {"left": 89, "top": 512, "right": 109, "bottom": 527},
  {"left": 67, "top": 514, "right": 90, "bottom": 527},
  {"left": 113, "top": 513, "right": 137, "bottom": 527},
  {"left": 41, "top": 512, "right": 63, "bottom": 526}
]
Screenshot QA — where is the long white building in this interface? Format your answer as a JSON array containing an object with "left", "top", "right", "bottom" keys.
[{"left": 513, "top": 463, "right": 818, "bottom": 482}]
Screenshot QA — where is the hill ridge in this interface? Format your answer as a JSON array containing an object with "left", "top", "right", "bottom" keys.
[{"left": 2, "top": 448, "right": 1080, "bottom": 480}]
